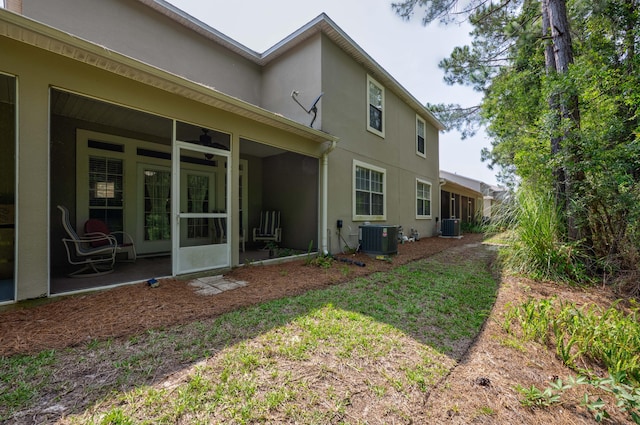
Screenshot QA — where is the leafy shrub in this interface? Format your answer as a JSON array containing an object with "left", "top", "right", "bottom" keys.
[
  {"left": 506, "top": 298, "right": 640, "bottom": 422},
  {"left": 496, "top": 185, "right": 589, "bottom": 282},
  {"left": 504, "top": 298, "right": 640, "bottom": 383}
]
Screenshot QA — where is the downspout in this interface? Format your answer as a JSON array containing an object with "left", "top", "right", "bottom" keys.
[
  {"left": 321, "top": 140, "right": 337, "bottom": 254},
  {"left": 438, "top": 178, "right": 447, "bottom": 235}
]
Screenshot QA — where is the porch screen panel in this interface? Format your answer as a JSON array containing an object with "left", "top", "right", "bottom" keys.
[
  {"left": 144, "top": 169, "right": 171, "bottom": 241},
  {"left": 187, "top": 174, "right": 210, "bottom": 239},
  {"left": 0, "top": 73, "right": 16, "bottom": 302},
  {"left": 441, "top": 190, "right": 451, "bottom": 219}
]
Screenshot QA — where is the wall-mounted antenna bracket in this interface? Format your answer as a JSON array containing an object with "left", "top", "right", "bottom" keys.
[{"left": 291, "top": 90, "right": 324, "bottom": 128}]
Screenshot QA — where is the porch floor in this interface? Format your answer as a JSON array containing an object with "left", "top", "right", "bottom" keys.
[{"left": 50, "top": 248, "right": 274, "bottom": 295}]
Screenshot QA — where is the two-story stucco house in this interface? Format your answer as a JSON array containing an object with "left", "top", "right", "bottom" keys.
[{"left": 0, "top": 0, "right": 444, "bottom": 303}]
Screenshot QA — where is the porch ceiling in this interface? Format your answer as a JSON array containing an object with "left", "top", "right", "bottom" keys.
[
  {"left": 51, "top": 90, "right": 291, "bottom": 159},
  {"left": 50, "top": 90, "right": 172, "bottom": 142}
]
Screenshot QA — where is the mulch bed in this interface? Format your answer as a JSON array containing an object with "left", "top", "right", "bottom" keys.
[{"left": 0, "top": 234, "right": 483, "bottom": 357}]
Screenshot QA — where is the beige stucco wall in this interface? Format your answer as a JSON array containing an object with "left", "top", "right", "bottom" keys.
[
  {"left": 21, "top": 0, "right": 263, "bottom": 104},
  {"left": 262, "top": 35, "right": 323, "bottom": 128},
  {"left": 319, "top": 35, "right": 441, "bottom": 252},
  {"left": 3, "top": 39, "right": 50, "bottom": 300}
]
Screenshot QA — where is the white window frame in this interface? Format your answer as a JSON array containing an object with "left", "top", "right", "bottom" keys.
[
  {"left": 353, "top": 159, "right": 386, "bottom": 221},
  {"left": 416, "top": 178, "right": 432, "bottom": 219},
  {"left": 366, "top": 75, "right": 385, "bottom": 138},
  {"left": 416, "top": 115, "right": 426, "bottom": 157}
]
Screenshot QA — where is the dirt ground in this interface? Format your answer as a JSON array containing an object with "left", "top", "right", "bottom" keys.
[
  {"left": 422, "top": 271, "right": 630, "bottom": 424},
  {"left": 0, "top": 234, "right": 481, "bottom": 357},
  {"left": 1, "top": 233, "right": 633, "bottom": 424}
]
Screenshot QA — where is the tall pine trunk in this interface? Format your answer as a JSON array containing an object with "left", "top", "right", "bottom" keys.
[
  {"left": 542, "top": 0, "right": 590, "bottom": 244},
  {"left": 542, "top": 0, "right": 565, "bottom": 215}
]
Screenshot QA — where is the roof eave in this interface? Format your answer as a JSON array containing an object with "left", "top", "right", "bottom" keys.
[
  {"left": 440, "top": 179, "right": 483, "bottom": 197},
  {"left": 0, "top": 9, "right": 338, "bottom": 145},
  {"left": 261, "top": 14, "right": 447, "bottom": 131},
  {"left": 137, "top": 3, "right": 445, "bottom": 131}
]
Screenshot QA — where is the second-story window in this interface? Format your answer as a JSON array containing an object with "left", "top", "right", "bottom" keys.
[
  {"left": 416, "top": 116, "right": 426, "bottom": 157},
  {"left": 367, "top": 75, "right": 385, "bottom": 137}
]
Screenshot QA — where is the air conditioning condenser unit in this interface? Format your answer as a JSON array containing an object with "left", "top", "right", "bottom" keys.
[
  {"left": 359, "top": 225, "right": 398, "bottom": 255},
  {"left": 441, "top": 219, "right": 461, "bottom": 237}
]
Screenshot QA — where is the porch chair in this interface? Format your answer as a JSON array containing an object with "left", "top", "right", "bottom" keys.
[
  {"left": 84, "top": 218, "right": 137, "bottom": 261},
  {"left": 211, "top": 214, "right": 245, "bottom": 252},
  {"left": 252, "top": 210, "right": 282, "bottom": 244},
  {"left": 57, "top": 205, "right": 117, "bottom": 277}
]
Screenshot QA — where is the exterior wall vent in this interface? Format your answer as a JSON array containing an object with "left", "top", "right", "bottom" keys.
[
  {"left": 359, "top": 225, "right": 398, "bottom": 255},
  {"left": 441, "top": 218, "right": 461, "bottom": 237}
]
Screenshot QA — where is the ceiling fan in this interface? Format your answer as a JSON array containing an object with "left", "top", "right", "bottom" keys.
[{"left": 189, "top": 128, "right": 229, "bottom": 160}]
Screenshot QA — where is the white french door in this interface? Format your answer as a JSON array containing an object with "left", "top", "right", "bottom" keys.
[
  {"left": 172, "top": 141, "right": 231, "bottom": 275},
  {"left": 137, "top": 164, "right": 172, "bottom": 255}
]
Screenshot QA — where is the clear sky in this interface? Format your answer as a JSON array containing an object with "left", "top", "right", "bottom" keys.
[{"left": 167, "top": 0, "right": 498, "bottom": 185}]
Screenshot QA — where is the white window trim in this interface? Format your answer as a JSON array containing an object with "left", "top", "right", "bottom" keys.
[
  {"left": 416, "top": 178, "right": 432, "bottom": 219},
  {"left": 366, "top": 75, "right": 385, "bottom": 138},
  {"left": 353, "top": 159, "right": 386, "bottom": 221},
  {"left": 416, "top": 115, "right": 426, "bottom": 158}
]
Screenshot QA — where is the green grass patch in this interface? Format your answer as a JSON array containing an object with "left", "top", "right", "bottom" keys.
[
  {"left": 0, "top": 350, "right": 57, "bottom": 420},
  {"left": 3, "top": 249, "right": 497, "bottom": 424}
]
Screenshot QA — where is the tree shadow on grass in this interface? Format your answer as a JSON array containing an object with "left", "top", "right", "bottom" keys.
[{"left": 3, "top": 243, "right": 499, "bottom": 424}]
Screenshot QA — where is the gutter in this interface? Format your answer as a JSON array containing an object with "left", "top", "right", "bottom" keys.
[{"left": 321, "top": 140, "right": 338, "bottom": 254}]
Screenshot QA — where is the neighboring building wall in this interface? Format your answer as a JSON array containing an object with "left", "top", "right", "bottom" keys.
[
  {"left": 21, "top": 0, "right": 263, "bottom": 103},
  {"left": 4, "top": 0, "right": 22, "bottom": 13},
  {"left": 481, "top": 183, "right": 508, "bottom": 220},
  {"left": 3, "top": 38, "right": 53, "bottom": 299},
  {"left": 440, "top": 185, "right": 483, "bottom": 224}
]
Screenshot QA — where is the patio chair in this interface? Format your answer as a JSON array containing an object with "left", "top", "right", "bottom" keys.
[
  {"left": 57, "top": 205, "right": 117, "bottom": 277},
  {"left": 211, "top": 215, "right": 245, "bottom": 252},
  {"left": 252, "top": 210, "right": 282, "bottom": 244},
  {"left": 84, "top": 218, "right": 137, "bottom": 261}
]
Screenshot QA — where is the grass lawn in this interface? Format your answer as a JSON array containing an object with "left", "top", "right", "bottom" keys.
[{"left": 1, "top": 245, "right": 497, "bottom": 424}]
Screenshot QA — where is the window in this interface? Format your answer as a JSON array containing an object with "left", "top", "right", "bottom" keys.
[
  {"left": 353, "top": 160, "right": 386, "bottom": 220},
  {"left": 367, "top": 75, "right": 385, "bottom": 137},
  {"left": 89, "top": 156, "right": 124, "bottom": 231},
  {"left": 416, "top": 179, "right": 432, "bottom": 219},
  {"left": 416, "top": 116, "right": 426, "bottom": 157}
]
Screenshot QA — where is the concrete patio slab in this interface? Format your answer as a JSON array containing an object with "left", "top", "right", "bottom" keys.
[{"left": 189, "top": 275, "right": 247, "bottom": 296}]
